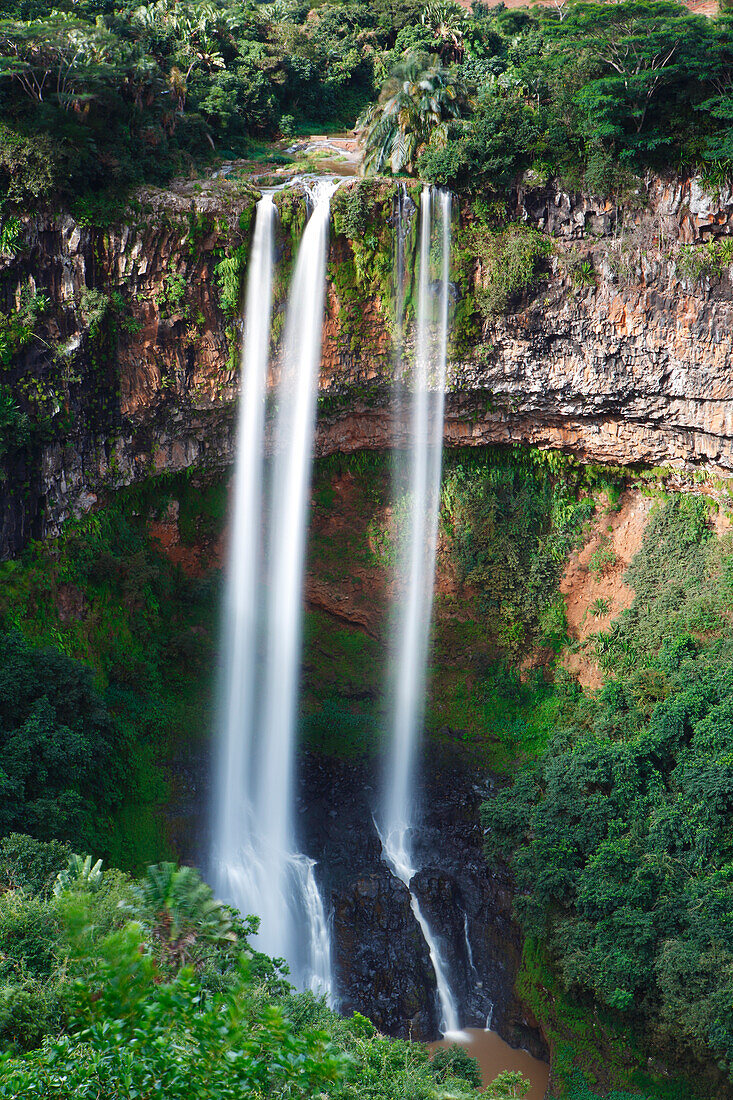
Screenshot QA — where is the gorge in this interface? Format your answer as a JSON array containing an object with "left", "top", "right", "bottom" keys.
[
  {"left": 4, "top": 164, "right": 733, "bottom": 1098},
  {"left": 8, "top": 0, "right": 733, "bottom": 1094}
]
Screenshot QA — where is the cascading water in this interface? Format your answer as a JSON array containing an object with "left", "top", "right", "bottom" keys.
[
  {"left": 258, "top": 177, "right": 336, "bottom": 991},
  {"left": 380, "top": 186, "right": 456, "bottom": 1034},
  {"left": 214, "top": 193, "right": 274, "bottom": 922},
  {"left": 213, "top": 182, "right": 336, "bottom": 997},
  {"left": 463, "top": 910, "right": 479, "bottom": 982}
]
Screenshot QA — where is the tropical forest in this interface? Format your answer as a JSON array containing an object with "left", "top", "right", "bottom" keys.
[{"left": 2, "top": 0, "right": 733, "bottom": 1096}]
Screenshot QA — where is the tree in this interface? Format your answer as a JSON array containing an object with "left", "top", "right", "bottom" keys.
[
  {"left": 0, "top": 632, "right": 124, "bottom": 853},
  {"left": 545, "top": 1, "right": 713, "bottom": 154},
  {"left": 134, "top": 862, "right": 236, "bottom": 970},
  {"left": 486, "top": 1071, "right": 531, "bottom": 1099},
  {"left": 482, "top": 497, "right": 733, "bottom": 1080},
  {"left": 418, "top": 91, "right": 540, "bottom": 187},
  {"left": 358, "top": 51, "right": 467, "bottom": 174},
  {"left": 0, "top": 13, "right": 120, "bottom": 110},
  {"left": 420, "top": 2, "right": 467, "bottom": 63}
]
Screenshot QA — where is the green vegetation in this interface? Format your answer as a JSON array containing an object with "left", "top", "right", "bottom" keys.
[
  {"left": 676, "top": 239, "right": 733, "bottom": 284},
  {"left": 0, "top": 633, "right": 124, "bottom": 854},
  {"left": 485, "top": 497, "right": 733, "bottom": 1088},
  {"left": 7, "top": 437, "right": 730, "bottom": 1094},
  {"left": 358, "top": 1, "right": 733, "bottom": 193},
  {"left": 464, "top": 220, "right": 553, "bottom": 317},
  {"left": 358, "top": 52, "right": 467, "bottom": 175},
  {"left": 588, "top": 538, "right": 616, "bottom": 579},
  {"left": 0, "top": 476, "right": 224, "bottom": 868},
  {"left": 441, "top": 449, "right": 595, "bottom": 656},
  {"left": 2, "top": 0, "right": 733, "bottom": 207},
  {"left": 0, "top": 834, "right": 516, "bottom": 1098},
  {"left": 0, "top": 0, "right": 428, "bottom": 209}
]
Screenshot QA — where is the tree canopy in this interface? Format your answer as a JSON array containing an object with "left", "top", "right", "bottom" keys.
[
  {"left": 0, "top": 632, "right": 124, "bottom": 851},
  {"left": 1, "top": 0, "right": 733, "bottom": 205}
]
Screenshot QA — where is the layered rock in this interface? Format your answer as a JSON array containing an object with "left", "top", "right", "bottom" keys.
[
  {"left": 3, "top": 171, "right": 733, "bottom": 557},
  {"left": 298, "top": 751, "right": 547, "bottom": 1056}
]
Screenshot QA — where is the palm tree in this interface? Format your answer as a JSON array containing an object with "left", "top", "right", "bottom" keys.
[
  {"left": 421, "top": 2, "right": 467, "bottom": 63},
  {"left": 358, "top": 52, "right": 467, "bottom": 176},
  {"left": 135, "top": 862, "right": 237, "bottom": 969}
]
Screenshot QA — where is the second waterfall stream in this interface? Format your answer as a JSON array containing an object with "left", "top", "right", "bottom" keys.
[
  {"left": 381, "top": 186, "right": 458, "bottom": 1034},
  {"left": 213, "top": 180, "right": 337, "bottom": 997}
]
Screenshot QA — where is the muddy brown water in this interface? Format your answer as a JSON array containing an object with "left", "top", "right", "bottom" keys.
[{"left": 432, "top": 1028, "right": 550, "bottom": 1098}]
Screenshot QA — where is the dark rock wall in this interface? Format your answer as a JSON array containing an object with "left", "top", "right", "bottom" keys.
[{"left": 298, "top": 752, "right": 546, "bottom": 1056}]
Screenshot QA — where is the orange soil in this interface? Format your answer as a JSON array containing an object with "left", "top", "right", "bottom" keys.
[
  {"left": 457, "top": 0, "right": 716, "bottom": 11},
  {"left": 559, "top": 489, "right": 653, "bottom": 689}
]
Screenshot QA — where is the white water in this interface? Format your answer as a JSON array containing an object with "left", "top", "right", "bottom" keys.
[
  {"left": 214, "top": 193, "right": 274, "bottom": 895},
  {"left": 213, "top": 184, "right": 335, "bottom": 997},
  {"left": 258, "top": 177, "right": 336, "bottom": 991},
  {"left": 381, "top": 186, "right": 456, "bottom": 1034},
  {"left": 463, "top": 910, "right": 479, "bottom": 982}
]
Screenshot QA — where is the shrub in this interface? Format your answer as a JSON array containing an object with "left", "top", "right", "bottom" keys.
[
  {"left": 467, "top": 222, "right": 553, "bottom": 315},
  {"left": 676, "top": 240, "right": 733, "bottom": 285},
  {"left": 0, "top": 835, "right": 70, "bottom": 898},
  {"left": 419, "top": 93, "right": 540, "bottom": 190},
  {"left": 431, "top": 1043, "right": 482, "bottom": 1088},
  {"left": 588, "top": 539, "right": 616, "bottom": 579}
]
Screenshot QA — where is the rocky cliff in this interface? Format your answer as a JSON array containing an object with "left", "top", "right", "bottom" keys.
[{"left": 2, "top": 170, "right": 733, "bottom": 557}]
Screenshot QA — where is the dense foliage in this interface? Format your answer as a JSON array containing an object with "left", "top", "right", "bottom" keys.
[
  {"left": 0, "top": 835, "right": 510, "bottom": 1098},
  {"left": 360, "top": 0, "right": 733, "bottom": 192},
  {"left": 1, "top": 446, "right": 730, "bottom": 1095},
  {"left": 441, "top": 449, "right": 595, "bottom": 656},
  {"left": 485, "top": 498, "right": 733, "bottom": 1084},
  {"left": 3, "top": 0, "right": 733, "bottom": 207},
  {"left": 0, "top": 479, "right": 222, "bottom": 868},
  {"left": 0, "top": 0, "right": 427, "bottom": 207},
  {"left": 0, "top": 632, "right": 124, "bottom": 851}
]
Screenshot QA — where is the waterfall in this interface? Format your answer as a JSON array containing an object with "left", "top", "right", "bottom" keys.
[
  {"left": 257, "top": 177, "right": 336, "bottom": 991},
  {"left": 214, "top": 193, "right": 274, "bottom": 888},
  {"left": 213, "top": 182, "right": 336, "bottom": 997},
  {"left": 463, "top": 910, "right": 479, "bottom": 982},
  {"left": 381, "top": 186, "right": 456, "bottom": 1034}
]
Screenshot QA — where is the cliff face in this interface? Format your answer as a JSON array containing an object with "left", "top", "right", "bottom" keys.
[{"left": 2, "top": 170, "right": 733, "bottom": 557}]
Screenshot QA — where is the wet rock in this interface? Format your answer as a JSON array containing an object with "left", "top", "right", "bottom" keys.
[{"left": 297, "top": 751, "right": 548, "bottom": 1057}]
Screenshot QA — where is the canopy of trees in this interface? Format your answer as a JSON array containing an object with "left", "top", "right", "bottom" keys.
[
  {"left": 2, "top": 0, "right": 733, "bottom": 206},
  {"left": 360, "top": 0, "right": 733, "bottom": 192},
  {"left": 0, "top": 632, "right": 124, "bottom": 850}
]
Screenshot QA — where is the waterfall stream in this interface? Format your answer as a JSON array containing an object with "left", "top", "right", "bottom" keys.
[
  {"left": 213, "top": 183, "right": 336, "bottom": 997},
  {"left": 381, "top": 186, "right": 457, "bottom": 1034}
]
